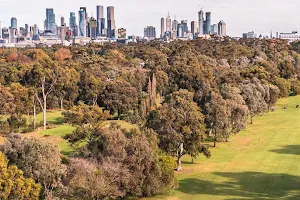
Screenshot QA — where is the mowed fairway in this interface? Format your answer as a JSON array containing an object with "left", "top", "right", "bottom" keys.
[{"left": 149, "top": 96, "right": 300, "bottom": 200}]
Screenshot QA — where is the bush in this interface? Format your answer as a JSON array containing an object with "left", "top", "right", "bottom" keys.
[{"left": 159, "top": 156, "right": 177, "bottom": 189}]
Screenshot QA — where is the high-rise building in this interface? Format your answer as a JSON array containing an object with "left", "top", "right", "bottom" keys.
[
  {"left": 205, "top": 12, "right": 211, "bottom": 34},
  {"left": 198, "top": 10, "right": 204, "bottom": 35},
  {"left": 69, "top": 12, "right": 77, "bottom": 36},
  {"left": 61, "top": 17, "right": 66, "bottom": 27},
  {"left": 177, "top": 23, "right": 184, "bottom": 37},
  {"left": 45, "top": 8, "right": 56, "bottom": 34},
  {"left": 166, "top": 13, "right": 172, "bottom": 32},
  {"left": 79, "top": 8, "right": 87, "bottom": 37},
  {"left": 0, "top": 21, "right": 2, "bottom": 38},
  {"left": 218, "top": 20, "right": 226, "bottom": 36},
  {"left": 89, "top": 17, "right": 97, "bottom": 39},
  {"left": 181, "top": 20, "right": 188, "bottom": 34},
  {"left": 211, "top": 24, "right": 218, "bottom": 34},
  {"left": 97, "top": 5, "right": 105, "bottom": 36},
  {"left": 160, "top": 18, "right": 165, "bottom": 38},
  {"left": 2, "top": 27, "right": 9, "bottom": 39},
  {"left": 191, "top": 21, "right": 198, "bottom": 36},
  {"left": 144, "top": 26, "right": 156, "bottom": 40},
  {"left": 25, "top": 24, "right": 29, "bottom": 36},
  {"left": 107, "top": 6, "right": 116, "bottom": 38},
  {"left": 118, "top": 28, "right": 126, "bottom": 39},
  {"left": 33, "top": 24, "right": 38, "bottom": 36},
  {"left": 11, "top": 17, "right": 17, "bottom": 29},
  {"left": 172, "top": 20, "right": 178, "bottom": 31}
]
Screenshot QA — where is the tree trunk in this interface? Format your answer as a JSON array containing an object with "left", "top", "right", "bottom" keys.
[
  {"left": 43, "top": 98, "right": 47, "bottom": 130},
  {"left": 177, "top": 143, "right": 184, "bottom": 171},
  {"left": 214, "top": 129, "right": 217, "bottom": 148},
  {"left": 250, "top": 116, "right": 253, "bottom": 124},
  {"left": 60, "top": 97, "right": 63, "bottom": 110},
  {"left": 33, "top": 100, "right": 36, "bottom": 129}
]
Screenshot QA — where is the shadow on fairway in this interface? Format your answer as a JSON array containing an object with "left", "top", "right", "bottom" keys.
[
  {"left": 178, "top": 172, "right": 300, "bottom": 199},
  {"left": 270, "top": 145, "right": 300, "bottom": 155}
]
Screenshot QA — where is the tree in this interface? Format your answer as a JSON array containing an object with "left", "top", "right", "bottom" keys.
[
  {"left": 1, "top": 135, "right": 66, "bottom": 199},
  {"left": 63, "top": 104, "right": 111, "bottom": 144},
  {"left": 0, "top": 86, "right": 15, "bottom": 123},
  {"left": 239, "top": 82, "right": 267, "bottom": 124},
  {"left": 54, "top": 48, "right": 72, "bottom": 62},
  {"left": 274, "top": 77, "right": 291, "bottom": 98},
  {"left": 0, "top": 152, "right": 41, "bottom": 200},
  {"left": 147, "top": 89, "right": 210, "bottom": 171},
  {"left": 101, "top": 80, "right": 139, "bottom": 118}
]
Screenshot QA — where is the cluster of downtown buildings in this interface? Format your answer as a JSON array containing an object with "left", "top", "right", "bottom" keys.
[
  {"left": 0, "top": 5, "right": 128, "bottom": 47},
  {"left": 144, "top": 10, "right": 227, "bottom": 41}
]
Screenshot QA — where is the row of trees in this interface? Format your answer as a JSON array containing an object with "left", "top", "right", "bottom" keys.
[{"left": 1, "top": 38, "right": 300, "bottom": 198}]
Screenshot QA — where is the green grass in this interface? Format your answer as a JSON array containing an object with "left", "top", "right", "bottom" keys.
[{"left": 147, "top": 96, "right": 300, "bottom": 200}]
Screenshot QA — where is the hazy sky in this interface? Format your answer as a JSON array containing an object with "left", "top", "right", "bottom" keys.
[{"left": 0, "top": 0, "right": 300, "bottom": 37}]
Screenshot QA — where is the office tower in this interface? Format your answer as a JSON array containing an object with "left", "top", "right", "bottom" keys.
[
  {"left": 166, "top": 13, "right": 171, "bottom": 32},
  {"left": 24, "top": 24, "right": 29, "bottom": 36},
  {"left": 97, "top": 5, "right": 105, "bottom": 36},
  {"left": 89, "top": 17, "right": 97, "bottom": 39},
  {"left": 181, "top": 20, "right": 188, "bottom": 34},
  {"left": 118, "top": 28, "right": 126, "bottom": 39},
  {"left": 107, "top": 6, "right": 116, "bottom": 38},
  {"left": 172, "top": 20, "right": 178, "bottom": 31},
  {"left": 2, "top": 27, "right": 9, "bottom": 39},
  {"left": 19, "top": 27, "right": 25, "bottom": 35},
  {"left": 79, "top": 8, "right": 87, "bottom": 37},
  {"left": 205, "top": 12, "right": 211, "bottom": 34},
  {"left": 45, "top": 8, "right": 56, "bottom": 34},
  {"left": 198, "top": 10, "right": 204, "bottom": 35},
  {"left": 144, "top": 26, "right": 156, "bottom": 40},
  {"left": 191, "top": 21, "right": 198, "bottom": 36},
  {"left": 69, "top": 12, "right": 77, "bottom": 36},
  {"left": 161, "top": 18, "right": 165, "bottom": 38},
  {"left": 11, "top": 17, "right": 17, "bottom": 29},
  {"left": 211, "top": 24, "right": 218, "bottom": 34},
  {"left": 177, "top": 24, "right": 184, "bottom": 37},
  {"left": 61, "top": 17, "right": 65, "bottom": 27},
  {"left": 33, "top": 24, "right": 38, "bottom": 36},
  {"left": 218, "top": 20, "right": 226, "bottom": 36}
]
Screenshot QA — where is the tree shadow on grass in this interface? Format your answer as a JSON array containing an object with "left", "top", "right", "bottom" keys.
[
  {"left": 269, "top": 145, "right": 300, "bottom": 155},
  {"left": 178, "top": 172, "right": 300, "bottom": 200}
]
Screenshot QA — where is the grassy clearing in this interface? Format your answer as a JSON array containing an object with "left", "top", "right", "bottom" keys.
[{"left": 146, "top": 96, "right": 300, "bottom": 200}]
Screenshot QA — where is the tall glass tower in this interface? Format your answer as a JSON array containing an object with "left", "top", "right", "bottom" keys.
[
  {"left": 205, "top": 12, "right": 211, "bottom": 34},
  {"left": 79, "top": 8, "right": 87, "bottom": 37},
  {"left": 107, "top": 6, "right": 116, "bottom": 38},
  {"left": 198, "top": 10, "right": 204, "bottom": 35},
  {"left": 11, "top": 17, "right": 17, "bottom": 29},
  {"left": 96, "top": 5, "right": 105, "bottom": 36},
  {"left": 69, "top": 12, "right": 77, "bottom": 36},
  {"left": 45, "top": 8, "right": 56, "bottom": 35}
]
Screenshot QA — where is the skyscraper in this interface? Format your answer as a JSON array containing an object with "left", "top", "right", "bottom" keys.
[
  {"left": 107, "top": 6, "right": 116, "bottom": 38},
  {"left": 69, "top": 12, "right": 77, "bottom": 36},
  {"left": 45, "top": 8, "right": 56, "bottom": 34},
  {"left": 218, "top": 20, "right": 226, "bottom": 36},
  {"left": 11, "top": 17, "right": 17, "bottom": 29},
  {"left": 79, "top": 8, "right": 87, "bottom": 37},
  {"left": 61, "top": 17, "right": 65, "bottom": 27},
  {"left": 177, "top": 23, "right": 184, "bottom": 37},
  {"left": 181, "top": 20, "right": 188, "bottom": 34},
  {"left": 25, "top": 24, "right": 29, "bottom": 36},
  {"left": 198, "top": 10, "right": 204, "bottom": 35},
  {"left": 144, "top": 26, "right": 156, "bottom": 40},
  {"left": 211, "top": 24, "right": 218, "bottom": 34},
  {"left": 161, "top": 18, "right": 165, "bottom": 38},
  {"left": 89, "top": 17, "right": 97, "bottom": 39},
  {"left": 205, "top": 12, "right": 211, "bottom": 34},
  {"left": 166, "top": 13, "right": 172, "bottom": 32},
  {"left": 97, "top": 5, "right": 105, "bottom": 36},
  {"left": 191, "top": 21, "right": 198, "bottom": 36}
]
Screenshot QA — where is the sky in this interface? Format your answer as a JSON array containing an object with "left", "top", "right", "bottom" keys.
[{"left": 0, "top": 0, "right": 300, "bottom": 37}]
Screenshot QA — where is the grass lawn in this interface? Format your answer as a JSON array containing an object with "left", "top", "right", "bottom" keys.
[{"left": 146, "top": 96, "right": 300, "bottom": 200}]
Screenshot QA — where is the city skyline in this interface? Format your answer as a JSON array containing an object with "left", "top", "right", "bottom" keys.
[{"left": 1, "top": 0, "right": 300, "bottom": 37}]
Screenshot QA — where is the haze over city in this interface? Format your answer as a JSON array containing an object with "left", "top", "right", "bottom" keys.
[{"left": 1, "top": 0, "right": 300, "bottom": 36}]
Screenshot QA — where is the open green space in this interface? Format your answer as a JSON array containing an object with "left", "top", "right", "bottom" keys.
[{"left": 146, "top": 96, "right": 300, "bottom": 200}]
